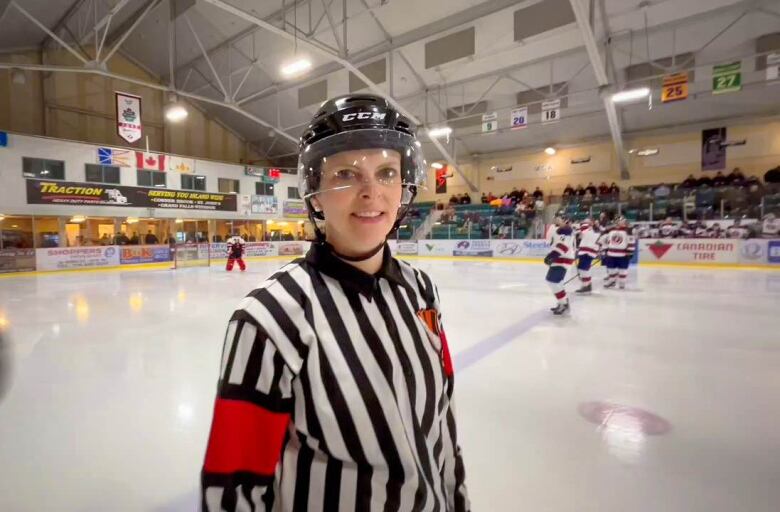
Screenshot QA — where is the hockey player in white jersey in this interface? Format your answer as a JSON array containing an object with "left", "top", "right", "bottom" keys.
[
  {"left": 225, "top": 232, "right": 247, "bottom": 271},
  {"left": 545, "top": 215, "right": 576, "bottom": 315},
  {"left": 603, "top": 218, "right": 633, "bottom": 290},
  {"left": 575, "top": 218, "right": 600, "bottom": 294}
]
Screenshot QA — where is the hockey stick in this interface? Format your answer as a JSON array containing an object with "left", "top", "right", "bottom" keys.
[{"left": 563, "top": 256, "right": 601, "bottom": 286}]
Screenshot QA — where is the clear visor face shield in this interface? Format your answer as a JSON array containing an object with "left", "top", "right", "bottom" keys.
[{"left": 298, "top": 129, "right": 427, "bottom": 206}]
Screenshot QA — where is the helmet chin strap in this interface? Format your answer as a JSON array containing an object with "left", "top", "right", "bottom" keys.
[{"left": 326, "top": 240, "right": 386, "bottom": 262}]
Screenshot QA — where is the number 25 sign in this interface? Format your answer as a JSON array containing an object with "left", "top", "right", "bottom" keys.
[{"left": 661, "top": 73, "right": 689, "bottom": 103}]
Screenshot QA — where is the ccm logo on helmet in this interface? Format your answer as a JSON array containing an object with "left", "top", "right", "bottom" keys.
[{"left": 342, "top": 112, "right": 387, "bottom": 122}]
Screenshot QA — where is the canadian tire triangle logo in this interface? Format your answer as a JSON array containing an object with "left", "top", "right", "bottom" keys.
[{"left": 648, "top": 240, "right": 673, "bottom": 259}]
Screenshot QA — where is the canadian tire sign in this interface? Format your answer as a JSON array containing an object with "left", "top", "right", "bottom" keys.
[{"left": 639, "top": 239, "right": 738, "bottom": 264}]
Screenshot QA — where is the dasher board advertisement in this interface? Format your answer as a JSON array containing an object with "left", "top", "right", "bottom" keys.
[{"left": 26, "top": 179, "right": 238, "bottom": 212}]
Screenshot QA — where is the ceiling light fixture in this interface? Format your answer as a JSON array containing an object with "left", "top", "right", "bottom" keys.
[
  {"left": 612, "top": 87, "right": 650, "bottom": 103},
  {"left": 427, "top": 126, "right": 452, "bottom": 138},
  {"left": 280, "top": 58, "right": 312, "bottom": 77},
  {"left": 544, "top": 147, "right": 557, "bottom": 156}
]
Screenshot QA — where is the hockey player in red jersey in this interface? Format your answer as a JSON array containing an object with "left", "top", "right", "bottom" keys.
[
  {"left": 575, "top": 218, "right": 601, "bottom": 294},
  {"left": 225, "top": 233, "right": 247, "bottom": 271},
  {"left": 545, "top": 215, "right": 576, "bottom": 315}
]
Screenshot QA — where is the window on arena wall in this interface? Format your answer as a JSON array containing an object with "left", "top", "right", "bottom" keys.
[
  {"left": 218, "top": 178, "right": 240, "bottom": 194},
  {"left": 22, "top": 157, "right": 65, "bottom": 180},
  {"left": 287, "top": 186, "right": 301, "bottom": 199},
  {"left": 64, "top": 217, "right": 116, "bottom": 247},
  {"left": 255, "top": 182, "right": 275, "bottom": 196},
  {"left": 181, "top": 174, "right": 207, "bottom": 191},
  {"left": 33, "top": 217, "right": 61, "bottom": 248},
  {"left": 0, "top": 216, "right": 34, "bottom": 249},
  {"left": 85, "top": 164, "right": 120, "bottom": 184},
  {"left": 214, "top": 220, "right": 264, "bottom": 242},
  {"left": 137, "top": 169, "right": 166, "bottom": 188}
]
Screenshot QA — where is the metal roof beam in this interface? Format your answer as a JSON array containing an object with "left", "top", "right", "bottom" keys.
[{"left": 569, "top": 0, "right": 629, "bottom": 179}]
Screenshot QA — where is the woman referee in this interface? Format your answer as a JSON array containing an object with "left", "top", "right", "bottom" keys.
[{"left": 201, "top": 94, "right": 470, "bottom": 512}]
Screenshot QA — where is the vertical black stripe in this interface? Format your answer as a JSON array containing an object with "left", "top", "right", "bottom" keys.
[
  {"left": 447, "top": 408, "right": 467, "bottom": 512},
  {"left": 270, "top": 350, "right": 286, "bottom": 395},
  {"left": 322, "top": 458, "right": 342, "bottom": 512},
  {"left": 240, "top": 326, "right": 267, "bottom": 389},
  {"left": 346, "top": 292, "right": 427, "bottom": 512},
  {"left": 372, "top": 290, "right": 436, "bottom": 512},
  {"left": 390, "top": 285, "right": 438, "bottom": 436},
  {"left": 220, "top": 319, "right": 244, "bottom": 388},
  {"left": 264, "top": 272, "right": 330, "bottom": 455},
  {"left": 307, "top": 268, "right": 405, "bottom": 512},
  {"left": 356, "top": 465, "right": 373, "bottom": 511},
  {"left": 292, "top": 441, "right": 314, "bottom": 512},
  {"left": 250, "top": 288, "right": 307, "bottom": 360}
]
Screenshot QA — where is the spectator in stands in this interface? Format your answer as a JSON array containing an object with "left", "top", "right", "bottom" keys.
[
  {"left": 682, "top": 174, "right": 698, "bottom": 188},
  {"left": 575, "top": 184, "right": 586, "bottom": 196},
  {"left": 459, "top": 193, "right": 471, "bottom": 205},
  {"left": 489, "top": 196, "right": 503, "bottom": 207},
  {"left": 501, "top": 194, "right": 512, "bottom": 209},
  {"left": 533, "top": 187, "right": 544, "bottom": 200},
  {"left": 726, "top": 168, "right": 746, "bottom": 187},
  {"left": 712, "top": 171, "right": 727, "bottom": 188},
  {"left": 519, "top": 188, "right": 528, "bottom": 201},
  {"left": 598, "top": 182, "right": 610, "bottom": 196},
  {"left": 487, "top": 192, "right": 497, "bottom": 202},
  {"left": 481, "top": 193, "right": 488, "bottom": 204},
  {"left": 764, "top": 165, "right": 780, "bottom": 184},
  {"left": 697, "top": 174, "right": 713, "bottom": 187},
  {"left": 99, "top": 233, "right": 111, "bottom": 246},
  {"left": 563, "top": 184, "right": 575, "bottom": 197},
  {"left": 145, "top": 230, "right": 159, "bottom": 245},
  {"left": 609, "top": 182, "right": 620, "bottom": 196},
  {"left": 449, "top": 194, "right": 459, "bottom": 205},
  {"left": 654, "top": 183, "right": 671, "bottom": 199},
  {"left": 582, "top": 190, "right": 594, "bottom": 203},
  {"left": 585, "top": 182, "right": 598, "bottom": 195},
  {"left": 509, "top": 187, "right": 523, "bottom": 203},
  {"left": 129, "top": 232, "right": 139, "bottom": 245}
]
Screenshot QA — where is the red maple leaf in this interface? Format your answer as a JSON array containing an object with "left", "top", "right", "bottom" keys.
[
  {"left": 647, "top": 240, "right": 673, "bottom": 259},
  {"left": 145, "top": 156, "right": 156, "bottom": 167}
]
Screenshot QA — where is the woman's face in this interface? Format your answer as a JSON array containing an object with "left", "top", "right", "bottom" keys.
[{"left": 312, "top": 148, "right": 403, "bottom": 257}]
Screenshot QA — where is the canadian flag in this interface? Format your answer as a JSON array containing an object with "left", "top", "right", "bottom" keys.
[{"left": 135, "top": 151, "right": 166, "bottom": 171}]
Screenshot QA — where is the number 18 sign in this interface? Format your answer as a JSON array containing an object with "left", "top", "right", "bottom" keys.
[{"left": 511, "top": 107, "right": 528, "bottom": 130}]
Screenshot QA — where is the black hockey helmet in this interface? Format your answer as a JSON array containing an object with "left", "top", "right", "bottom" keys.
[{"left": 297, "top": 94, "right": 427, "bottom": 239}]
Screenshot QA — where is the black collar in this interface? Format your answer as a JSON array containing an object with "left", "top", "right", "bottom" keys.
[{"left": 305, "top": 242, "right": 407, "bottom": 299}]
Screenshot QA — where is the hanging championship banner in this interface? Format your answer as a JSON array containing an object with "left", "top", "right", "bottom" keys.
[
  {"left": 435, "top": 166, "right": 448, "bottom": 194},
  {"left": 712, "top": 62, "right": 741, "bottom": 94},
  {"left": 481, "top": 112, "right": 498, "bottom": 133},
  {"left": 115, "top": 92, "right": 142, "bottom": 143},
  {"left": 767, "top": 53, "right": 780, "bottom": 82},
  {"left": 661, "top": 73, "right": 689, "bottom": 103},
  {"left": 701, "top": 127, "right": 727, "bottom": 171},
  {"left": 510, "top": 107, "right": 528, "bottom": 130},
  {"left": 541, "top": 99, "right": 561, "bottom": 124}
]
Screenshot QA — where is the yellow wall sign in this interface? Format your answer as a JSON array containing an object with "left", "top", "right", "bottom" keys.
[{"left": 661, "top": 73, "right": 689, "bottom": 103}]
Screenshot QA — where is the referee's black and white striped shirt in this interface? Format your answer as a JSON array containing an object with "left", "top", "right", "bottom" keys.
[{"left": 201, "top": 242, "right": 470, "bottom": 512}]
